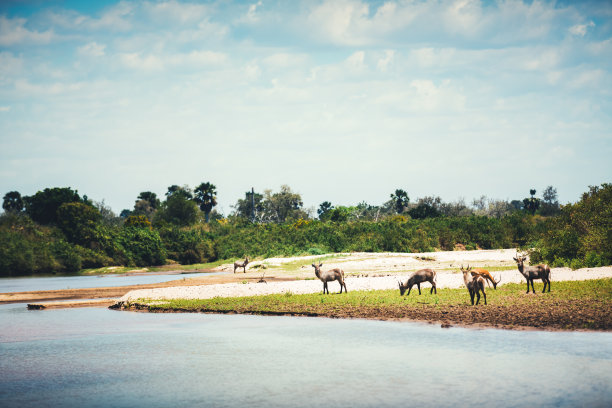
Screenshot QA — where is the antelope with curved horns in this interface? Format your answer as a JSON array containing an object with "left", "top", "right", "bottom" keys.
[
  {"left": 461, "top": 265, "right": 487, "bottom": 305},
  {"left": 513, "top": 252, "right": 551, "bottom": 293},
  {"left": 312, "top": 263, "right": 347, "bottom": 294},
  {"left": 398, "top": 269, "right": 437, "bottom": 296}
]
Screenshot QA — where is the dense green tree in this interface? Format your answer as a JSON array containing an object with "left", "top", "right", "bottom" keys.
[
  {"left": 24, "top": 187, "right": 83, "bottom": 225},
  {"left": 532, "top": 183, "right": 611, "bottom": 267},
  {"left": 2, "top": 191, "right": 24, "bottom": 213},
  {"left": 137, "top": 191, "right": 161, "bottom": 209},
  {"left": 317, "top": 201, "right": 334, "bottom": 220},
  {"left": 154, "top": 194, "right": 198, "bottom": 227},
  {"left": 540, "top": 185, "right": 560, "bottom": 216},
  {"left": 233, "top": 190, "right": 264, "bottom": 221},
  {"left": 56, "top": 202, "right": 102, "bottom": 246},
  {"left": 262, "top": 185, "right": 307, "bottom": 223},
  {"left": 133, "top": 199, "right": 156, "bottom": 221},
  {"left": 194, "top": 182, "right": 217, "bottom": 223},
  {"left": 390, "top": 189, "right": 409, "bottom": 214},
  {"left": 166, "top": 185, "right": 193, "bottom": 200},
  {"left": 124, "top": 215, "right": 152, "bottom": 229},
  {"left": 408, "top": 203, "right": 441, "bottom": 219},
  {"left": 523, "top": 189, "right": 540, "bottom": 215}
]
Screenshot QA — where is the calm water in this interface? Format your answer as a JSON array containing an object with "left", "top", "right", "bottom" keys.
[
  {"left": 1, "top": 301, "right": 611, "bottom": 408},
  {"left": 0, "top": 272, "right": 223, "bottom": 293}
]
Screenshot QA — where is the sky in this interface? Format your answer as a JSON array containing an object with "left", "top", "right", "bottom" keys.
[{"left": 0, "top": 0, "right": 611, "bottom": 215}]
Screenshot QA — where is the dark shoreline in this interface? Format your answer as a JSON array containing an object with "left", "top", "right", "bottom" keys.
[{"left": 113, "top": 299, "right": 612, "bottom": 333}]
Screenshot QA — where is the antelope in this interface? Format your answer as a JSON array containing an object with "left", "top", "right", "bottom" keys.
[
  {"left": 470, "top": 268, "right": 501, "bottom": 289},
  {"left": 461, "top": 265, "right": 486, "bottom": 305},
  {"left": 233, "top": 257, "right": 249, "bottom": 274},
  {"left": 398, "top": 269, "right": 437, "bottom": 296},
  {"left": 513, "top": 252, "right": 551, "bottom": 293},
  {"left": 311, "top": 263, "right": 347, "bottom": 294}
]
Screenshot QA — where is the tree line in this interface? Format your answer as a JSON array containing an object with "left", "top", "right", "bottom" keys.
[{"left": 1, "top": 182, "right": 609, "bottom": 276}]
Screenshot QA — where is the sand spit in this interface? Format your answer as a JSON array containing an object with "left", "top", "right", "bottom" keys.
[{"left": 120, "top": 249, "right": 612, "bottom": 302}]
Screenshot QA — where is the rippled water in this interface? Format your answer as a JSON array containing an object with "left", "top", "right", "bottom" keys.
[{"left": 1, "top": 302, "right": 611, "bottom": 408}]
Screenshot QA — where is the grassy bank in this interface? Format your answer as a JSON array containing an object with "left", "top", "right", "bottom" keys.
[{"left": 120, "top": 279, "right": 612, "bottom": 331}]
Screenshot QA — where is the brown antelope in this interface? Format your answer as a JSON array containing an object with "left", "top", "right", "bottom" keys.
[
  {"left": 311, "top": 263, "right": 347, "bottom": 294},
  {"left": 470, "top": 268, "right": 501, "bottom": 289},
  {"left": 398, "top": 269, "right": 437, "bottom": 296},
  {"left": 233, "top": 257, "right": 249, "bottom": 273},
  {"left": 461, "top": 265, "right": 486, "bottom": 305},
  {"left": 513, "top": 252, "right": 551, "bottom": 293}
]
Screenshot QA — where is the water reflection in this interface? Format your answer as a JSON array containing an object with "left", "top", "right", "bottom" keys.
[{"left": 1, "top": 304, "right": 611, "bottom": 408}]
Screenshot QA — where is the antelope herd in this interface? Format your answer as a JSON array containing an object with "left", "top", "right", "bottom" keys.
[{"left": 235, "top": 251, "right": 551, "bottom": 305}]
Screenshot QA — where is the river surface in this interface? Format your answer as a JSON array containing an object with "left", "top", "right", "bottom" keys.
[
  {"left": 1, "top": 300, "right": 611, "bottom": 408},
  {"left": 0, "top": 272, "right": 222, "bottom": 293}
]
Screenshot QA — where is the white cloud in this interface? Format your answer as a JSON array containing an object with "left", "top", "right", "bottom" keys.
[
  {"left": 118, "top": 50, "right": 227, "bottom": 71},
  {"left": 377, "top": 50, "right": 395, "bottom": 72},
  {"left": 77, "top": 42, "right": 106, "bottom": 57},
  {"left": 144, "top": 0, "right": 210, "bottom": 24},
  {"left": 345, "top": 51, "right": 366, "bottom": 72},
  {"left": 0, "top": 106, "right": 10, "bottom": 112},
  {"left": 0, "top": 15, "right": 54, "bottom": 46},
  {"left": 569, "top": 21, "right": 595, "bottom": 37},
  {"left": 245, "top": 1, "right": 264, "bottom": 23}
]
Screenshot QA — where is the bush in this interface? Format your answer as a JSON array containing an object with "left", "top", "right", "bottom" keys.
[
  {"left": 536, "top": 183, "right": 611, "bottom": 267},
  {"left": 117, "top": 227, "right": 167, "bottom": 266}
]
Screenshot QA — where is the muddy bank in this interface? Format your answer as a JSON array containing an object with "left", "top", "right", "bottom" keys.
[{"left": 117, "top": 295, "right": 612, "bottom": 332}]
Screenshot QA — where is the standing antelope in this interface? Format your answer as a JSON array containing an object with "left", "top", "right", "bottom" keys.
[
  {"left": 470, "top": 268, "right": 501, "bottom": 289},
  {"left": 311, "top": 263, "right": 347, "bottom": 294},
  {"left": 233, "top": 257, "right": 249, "bottom": 274},
  {"left": 461, "top": 265, "right": 487, "bottom": 305},
  {"left": 398, "top": 269, "right": 437, "bottom": 296},
  {"left": 513, "top": 252, "right": 551, "bottom": 293}
]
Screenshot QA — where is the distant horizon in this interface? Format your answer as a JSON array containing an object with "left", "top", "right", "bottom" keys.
[{"left": 1, "top": 0, "right": 610, "bottom": 215}]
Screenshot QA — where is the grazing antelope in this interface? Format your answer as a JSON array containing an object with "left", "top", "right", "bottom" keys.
[
  {"left": 233, "top": 257, "right": 249, "bottom": 274},
  {"left": 311, "top": 263, "right": 347, "bottom": 294},
  {"left": 470, "top": 268, "right": 501, "bottom": 289},
  {"left": 513, "top": 252, "right": 551, "bottom": 293},
  {"left": 398, "top": 269, "right": 437, "bottom": 296},
  {"left": 461, "top": 265, "right": 487, "bottom": 305}
]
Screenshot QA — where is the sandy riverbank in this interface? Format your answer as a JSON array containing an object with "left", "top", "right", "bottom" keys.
[{"left": 120, "top": 249, "right": 612, "bottom": 302}]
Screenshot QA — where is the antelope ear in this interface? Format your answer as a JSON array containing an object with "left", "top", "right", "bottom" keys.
[
  {"left": 319, "top": 263, "right": 323, "bottom": 267},
  {"left": 311, "top": 263, "right": 315, "bottom": 267}
]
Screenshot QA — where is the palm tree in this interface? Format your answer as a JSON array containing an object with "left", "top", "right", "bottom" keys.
[{"left": 194, "top": 182, "right": 217, "bottom": 223}]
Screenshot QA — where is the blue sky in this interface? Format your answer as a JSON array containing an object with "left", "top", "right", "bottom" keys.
[{"left": 1, "top": 0, "right": 610, "bottom": 215}]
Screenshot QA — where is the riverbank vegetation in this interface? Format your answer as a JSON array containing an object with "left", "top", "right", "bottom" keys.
[
  {"left": 120, "top": 279, "right": 612, "bottom": 331},
  {"left": 1, "top": 183, "right": 610, "bottom": 277}
]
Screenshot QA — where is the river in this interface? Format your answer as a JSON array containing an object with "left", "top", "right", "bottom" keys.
[
  {"left": 1, "top": 274, "right": 611, "bottom": 408},
  {"left": 0, "top": 272, "right": 222, "bottom": 293}
]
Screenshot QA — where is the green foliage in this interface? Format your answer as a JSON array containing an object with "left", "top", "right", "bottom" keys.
[
  {"left": 3, "top": 191, "right": 24, "bottom": 213},
  {"left": 408, "top": 203, "right": 441, "bottom": 219},
  {"left": 158, "top": 226, "right": 216, "bottom": 265},
  {"left": 534, "top": 183, "right": 612, "bottom": 267},
  {"left": 194, "top": 182, "right": 217, "bottom": 223},
  {"left": 24, "top": 187, "right": 83, "bottom": 225},
  {"left": 260, "top": 185, "right": 307, "bottom": 223},
  {"left": 56, "top": 202, "right": 102, "bottom": 246},
  {"left": 390, "top": 189, "right": 409, "bottom": 214},
  {"left": 124, "top": 215, "right": 152, "bottom": 229},
  {"left": 116, "top": 227, "right": 167, "bottom": 266},
  {"left": 523, "top": 188, "right": 541, "bottom": 215},
  {"left": 317, "top": 201, "right": 333, "bottom": 220},
  {"left": 154, "top": 194, "right": 199, "bottom": 227}
]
